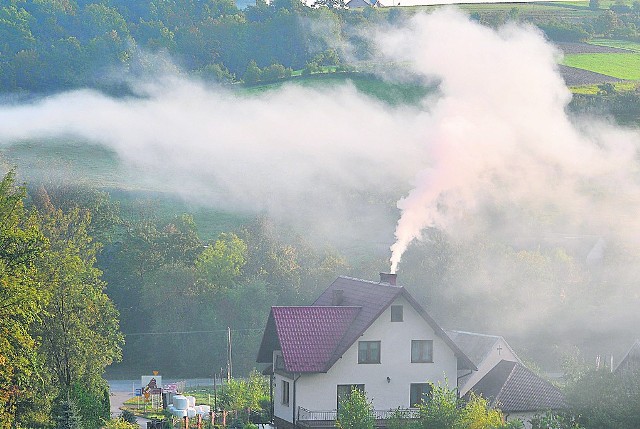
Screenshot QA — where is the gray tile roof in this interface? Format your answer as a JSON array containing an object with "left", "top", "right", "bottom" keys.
[
  {"left": 445, "top": 330, "right": 520, "bottom": 368},
  {"left": 615, "top": 340, "right": 640, "bottom": 373},
  {"left": 467, "top": 360, "right": 566, "bottom": 413}
]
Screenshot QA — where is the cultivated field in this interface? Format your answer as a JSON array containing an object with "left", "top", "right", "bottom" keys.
[{"left": 562, "top": 53, "right": 640, "bottom": 80}]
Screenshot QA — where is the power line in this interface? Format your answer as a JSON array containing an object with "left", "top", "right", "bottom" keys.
[{"left": 123, "top": 328, "right": 263, "bottom": 336}]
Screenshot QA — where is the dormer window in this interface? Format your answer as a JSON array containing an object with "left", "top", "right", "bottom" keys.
[{"left": 391, "top": 305, "right": 403, "bottom": 322}]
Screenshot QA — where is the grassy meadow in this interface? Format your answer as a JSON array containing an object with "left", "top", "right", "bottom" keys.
[
  {"left": 589, "top": 38, "right": 640, "bottom": 52},
  {"left": 563, "top": 53, "right": 640, "bottom": 80}
]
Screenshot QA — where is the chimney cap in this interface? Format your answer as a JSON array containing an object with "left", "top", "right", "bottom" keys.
[{"left": 379, "top": 272, "right": 397, "bottom": 286}]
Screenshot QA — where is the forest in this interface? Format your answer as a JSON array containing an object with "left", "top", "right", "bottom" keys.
[{"left": 4, "top": 0, "right": 640, "bottom": 92}]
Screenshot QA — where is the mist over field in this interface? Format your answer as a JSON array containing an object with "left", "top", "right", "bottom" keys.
[{"left": 2, "top": 8, "right": 640, "bottom": 361}]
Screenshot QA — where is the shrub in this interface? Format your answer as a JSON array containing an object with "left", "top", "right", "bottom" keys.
[
  {"left": 119, "top": 410, "right": 137, "bottom": 425},
  {"left": 102, "top": 418, "right": 138, "bottom": 429},
  {"left": 336, "top": 388, "right": 375, "bottom": 429}
]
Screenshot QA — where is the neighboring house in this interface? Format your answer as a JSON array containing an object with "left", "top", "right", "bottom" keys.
[
  {"left": 465, "top": 360, "right": 566, "bottom": 429},
  {"left": 445, "top": 330, "right": 521, "bottom": 396},
  {"left": 615, "top": 339, "right": 640, "bottom": 374},
  {"left": 256, "top": 273, "right": 476, "bottom": 429}
]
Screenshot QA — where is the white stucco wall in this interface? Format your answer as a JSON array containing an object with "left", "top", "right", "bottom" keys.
[
  {"left": 273, "top": 351, "right": 295, "bottom": 423},
  {"left": 274, "top": 295, "right": 458, "bottom": 422},
  {"left": 458, "top": 337, "right": 520, "bottom": 396}
]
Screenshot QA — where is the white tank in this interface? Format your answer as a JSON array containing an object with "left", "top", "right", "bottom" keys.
[
  {"left": 186, "top": 396, "right": 196, "bottom": 408},
  {"left": 187, "top": 408, "right": 196, "bottom": 418},
  {"left": 173, "top": 395, "right": 188, "bottom": 410}
]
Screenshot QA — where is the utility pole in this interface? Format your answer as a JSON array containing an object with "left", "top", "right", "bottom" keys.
[{"left": 227, "top": 327, "right": 233, "bottom": 382}]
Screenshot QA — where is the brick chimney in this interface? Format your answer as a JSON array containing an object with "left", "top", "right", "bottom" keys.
[
  {"left": 379, "top": 272, "right": 397, "bottom": 285},
  {"left": 332, "top": 289, "right": 344, "bottom": 305}
]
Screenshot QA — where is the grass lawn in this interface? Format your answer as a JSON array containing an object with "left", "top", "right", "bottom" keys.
[
  {"left": 588, "top": 38, "right": 640, "bottom": 53},
  {"left": 562, "top": 53, "right": 640, "bottom": 80}
]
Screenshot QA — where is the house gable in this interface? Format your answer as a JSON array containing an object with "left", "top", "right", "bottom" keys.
[
  {"left": 313, "top": 276, "right": 475, "bottom": 372},
  {"left": 295, "top": 294, "right": 462, "bottom": 412},
  {"left": 446, "top": 330, "right": 521, "bottom": 395}
]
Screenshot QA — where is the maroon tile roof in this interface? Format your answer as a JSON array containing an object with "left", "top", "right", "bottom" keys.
[
  {"left": 256, "top": 275, "right": 475, "bottom": 373},
  {"left": 270, "top": 306, "right": 360, "bottom": 373},
  {"left": 467, "top": 360, "right": 566, "bottom": 412}
]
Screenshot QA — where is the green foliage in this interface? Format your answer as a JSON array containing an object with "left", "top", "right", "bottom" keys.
[
  {"left": 261, "top": 63, "right": 293, "bottom": 82},
  {"left": 387, "top": 384, "right": 513, "bottom": 429},
  {"left": 196, "top": 233, "right": 247, "bottom": 288},
  {"left": 36, "top": 202, "right": 123, "bottom": 392},
  {"left": 119, "top": 409, "right": 137, "bottom": 424},
  {"left": 69, "top": 383, "right": 110, "bottom": 429},
  {"left": 103, "top": 418, "right": 139, "bottom": 429},
  {"left": 415, "top": 383, "right": 463, "bottom": 429},
  {"left": 0, "top": 170, "right": 47, "bottom": 429},
  {"left": 538, "top": 20, "right": 591, "bottom": 42},
  {"left": 598, "top": 82, "right": 616, "bottom": 94},
  {"left": 243, "top": 60, "right": 262, "bottom": 85},
  {"left": 336, "top": 388, "right": 375, "bottom": 429},
  {"left": 53, "top": 396, "right": 83, "bottom": 429},
  {"left": 461, "top": 394, "right": 505, "bottom": 429},
  {"left": 564, "top": 367, "right": 640, "bottom": 429},
  {"left": 530, "top": 411, "right": 583, "bottom": 429},
  {"left": 220, "top": 370, "right": 269, "bottom": 412}
]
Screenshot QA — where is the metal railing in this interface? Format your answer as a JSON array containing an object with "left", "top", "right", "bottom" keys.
[{"left": 297, "top": 407, "right": 420, "bottom": 422}]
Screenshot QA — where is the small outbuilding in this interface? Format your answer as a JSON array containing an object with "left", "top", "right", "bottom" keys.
[{"left": 466, "top": 360, "right": 566, "bottom": 429}]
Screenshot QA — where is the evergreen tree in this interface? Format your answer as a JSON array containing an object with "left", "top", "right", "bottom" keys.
[{"left": 54, "top": 396, "right": 83, "bottom": 429}]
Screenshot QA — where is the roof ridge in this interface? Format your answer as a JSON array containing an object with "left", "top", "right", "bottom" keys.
[
  {"left": 272, "top": 305, "right": 362, "bottom": 308},
  {"left": 337, "top": 275, "right": 403, "bottom": 288},
  {"left": 446, "top": 330, "right": 502, "bottom": 339}
]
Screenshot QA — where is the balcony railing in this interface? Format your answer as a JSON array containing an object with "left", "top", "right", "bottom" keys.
[{"left": 297, "top": 407, "right": 420, "bottom": 423}]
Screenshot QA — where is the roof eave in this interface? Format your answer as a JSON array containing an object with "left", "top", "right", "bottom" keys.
[{"left": 256, "top": 310, "right": 281, "bottom": 363}]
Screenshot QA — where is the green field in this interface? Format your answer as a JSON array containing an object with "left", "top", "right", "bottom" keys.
[
  {"left": 563, "top": 53, "right": 640, "bottom": 80},
  {"left": 589, "top": 38, "right": 640, "bottom": 52}
]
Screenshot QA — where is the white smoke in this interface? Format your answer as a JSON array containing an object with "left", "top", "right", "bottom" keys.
[
  {"left": 0, "top": 75, "right": 429, "bottom": 245},
  {"left": 1, "top": 8, "right": 640, "bottom": 277},
  {"left": 377, "top": 9, "right": 640, "bottom": 273}
]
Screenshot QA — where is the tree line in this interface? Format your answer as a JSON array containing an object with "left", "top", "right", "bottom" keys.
[
  {"left": 9, "top": 0, "right": 640, "bottom": 94},
  {"left": 0, "top": 0, "right": 383, "bottom": 92},
  {"left": 0, "top": 171, "right": 122, "bottom": 429}
]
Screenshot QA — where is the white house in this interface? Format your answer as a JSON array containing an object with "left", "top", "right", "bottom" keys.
[
  {"left": 256, "top": 273, "right": 476, "bottom": 429},
  {"left": 445, "top": 330, "right": 521, "bottom": 397}
]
